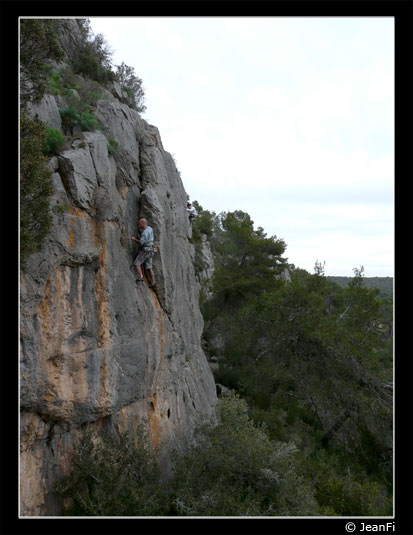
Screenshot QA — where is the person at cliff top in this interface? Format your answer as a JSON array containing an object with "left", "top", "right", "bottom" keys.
[
  {"left": 131, "top": 218, "right": 156, "bottom": 288},
  {"left": 187, "top": 202, "right": 197, "bottom": 224}
]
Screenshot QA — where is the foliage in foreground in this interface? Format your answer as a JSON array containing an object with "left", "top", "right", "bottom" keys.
[
  {"left": 172, "top": 392, "right": 318, "bottom": 516},
  {"left": 56, "top": 426, "right": 169, "bottom": 516},
  {"left": 56, "top": 394, "right": 318, "bottom": 516}
]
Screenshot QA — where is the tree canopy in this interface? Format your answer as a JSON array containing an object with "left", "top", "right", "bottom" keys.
[{"left": 207, "top": 210, "right": 288, "bottom": 310}]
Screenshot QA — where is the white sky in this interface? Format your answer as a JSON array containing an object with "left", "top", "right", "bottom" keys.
[{"left": 89, "top": 16, "right": 394, "bottom": 277}]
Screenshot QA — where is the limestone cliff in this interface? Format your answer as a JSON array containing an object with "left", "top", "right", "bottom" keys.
[{"left": 20, "top": 24, "right": 217, "bottom": 515}]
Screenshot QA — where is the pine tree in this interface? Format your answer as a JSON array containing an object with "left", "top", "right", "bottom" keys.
[{"left": 210, "top": 210, "right": 287, "bottom": 309}]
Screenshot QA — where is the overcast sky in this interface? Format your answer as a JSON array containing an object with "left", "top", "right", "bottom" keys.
[{"left": 89, "top": 17, "right": 394, "bottom": 277}]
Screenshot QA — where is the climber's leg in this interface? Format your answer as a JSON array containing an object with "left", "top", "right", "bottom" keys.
[
  {"left": 147, "top": 268, "right": 155, "bottom": 286},
  {"left": 135, "top": 263, "right": 144, "bottom": 280},
  {"left": 134, "top": 251, "right": 144, "bottom": 281}
]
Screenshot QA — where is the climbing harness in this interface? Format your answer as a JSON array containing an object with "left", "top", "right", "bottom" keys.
[{"left": 142, "top": 245, "right": 155, "bottom": 258}]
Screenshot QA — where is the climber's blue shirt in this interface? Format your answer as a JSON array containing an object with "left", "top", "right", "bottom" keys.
[{"left": 140, "top": 226, "right": 154, "bottom": 247}]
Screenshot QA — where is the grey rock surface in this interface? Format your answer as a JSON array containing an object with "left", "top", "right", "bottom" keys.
[
  {"left": 55, "top": 19, "right": 85, "bottom": 63},
  {"left": 20, "top": 42, "right": 217, "bottom": 514},
  {"left": 197, "top": 234, "right": 215, "bottom": 296},
  {"left": 57, "top": 146, "right": 99, "bottom": 213},
  {"left": 27, "top": 93, "right": 62, "bottom": 130}
]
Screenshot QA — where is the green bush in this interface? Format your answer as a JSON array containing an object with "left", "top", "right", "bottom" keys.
[
  {"left": 72, "top": 75, "right": 109, "bottom": 109},
  {"left": 59, "top": 106, "right": 101, "bottom": 133},
  {"left": 61, "top": 65, "right": 81, "bottom": 90},
  {"left": 88, "top": 91, "right": 102, "bottom": 105},
  {"left": 171, "top": 392, "right": 318, "bottom": 516},
  {"left": 50, "top": 73, "right": 63, "bottom": 95},
  {"left": 79, "top": 110, "right": 101, "bottom": 131},
  {"left": 56, "top": 427, "right": 170, "bottom": 516},
  {"left": 72, "top": 32, "right": 116, "bottom": 84},
  {"left": 59, "top": 106, "right": 81, "bottom": 130},
  {"left": 115, "top": 62, "right": 146, "bottom": 112},
  {"left": 55, "top": 393, "right": 319, "bottom": 516},
  {"left": 305, "top": 449, "right": 392, "bottom": 516},
  {"left": 43, "top": 127, "right": 65, "bottom": 155},
  {"left": 189, "top": 201, "right": 216, "bottom": 246},
  {"left": 107, "top": 138, "right": 119, "bottom": 155},
  {"left": 49, "top": 66, "right": 83, "bottom": 98},
  {"left": 192, "top": 201, "right": 215, "bottom": 239},
  {"left": 20, "top": 114, "right": 53, "bottom": 270},
  {"left": 62, "top": 87, "right": 75, "bottom": 97}
]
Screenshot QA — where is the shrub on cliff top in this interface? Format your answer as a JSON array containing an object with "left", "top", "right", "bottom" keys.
[
  {"left": 115, "top": 62, "right": 146, "bottom": 113},
  {"left": 71, "top": 23, "right": 116, "bottom": 84},
  {"left": 20, "top": 19, "right": 64, "bottom": 108},
  {"left": 191, "top": 201, "right": 215, "bottom": 241}
]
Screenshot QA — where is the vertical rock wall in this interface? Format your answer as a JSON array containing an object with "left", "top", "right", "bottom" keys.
[{"left": 20, "top": 77, "right": 217, "bottom": 515}]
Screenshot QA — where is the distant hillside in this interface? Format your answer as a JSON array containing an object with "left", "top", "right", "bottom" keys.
[{"left": 327, "top": 276, "right": 393, "bottom": 299}]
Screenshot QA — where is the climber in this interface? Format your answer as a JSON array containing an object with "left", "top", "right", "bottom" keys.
[
  {"left": 187, "top": 202, "right": 197, "bottom": 224},
  {"left": 131, "top": 218, "right": 156, "bottom": 289}
]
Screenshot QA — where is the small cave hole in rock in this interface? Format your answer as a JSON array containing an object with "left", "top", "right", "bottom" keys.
[
  {"left": 149, "top": 401, "right": 155, "bottom": 412},
  {"left": 167, "top": 409, "right": 170, "bottom": 418}
]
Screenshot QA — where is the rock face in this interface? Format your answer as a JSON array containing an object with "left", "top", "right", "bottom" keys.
[
  {"left": 20, "top": 39, "right": 217, "bottom": 515},
  {"left": 197, "top": 234, "right": 215, "bottom": 288}
]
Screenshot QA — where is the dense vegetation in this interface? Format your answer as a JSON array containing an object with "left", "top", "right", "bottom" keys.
[
  {"left": 196, "top": 207, "right": 393, "bottom": 516},
  {"left": 56, "top": 393, "right": 318, "bottom": 516}
]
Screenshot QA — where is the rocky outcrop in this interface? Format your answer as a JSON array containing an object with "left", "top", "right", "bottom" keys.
[
  {"left": 27, "top": 93, "right": 62, "bottom": 130},
  {"left": 20, "top": 44, "right": 217, "bottom": 514},
  {"left": 194, "top": 234, "right": 215, "bottom": 293}
]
